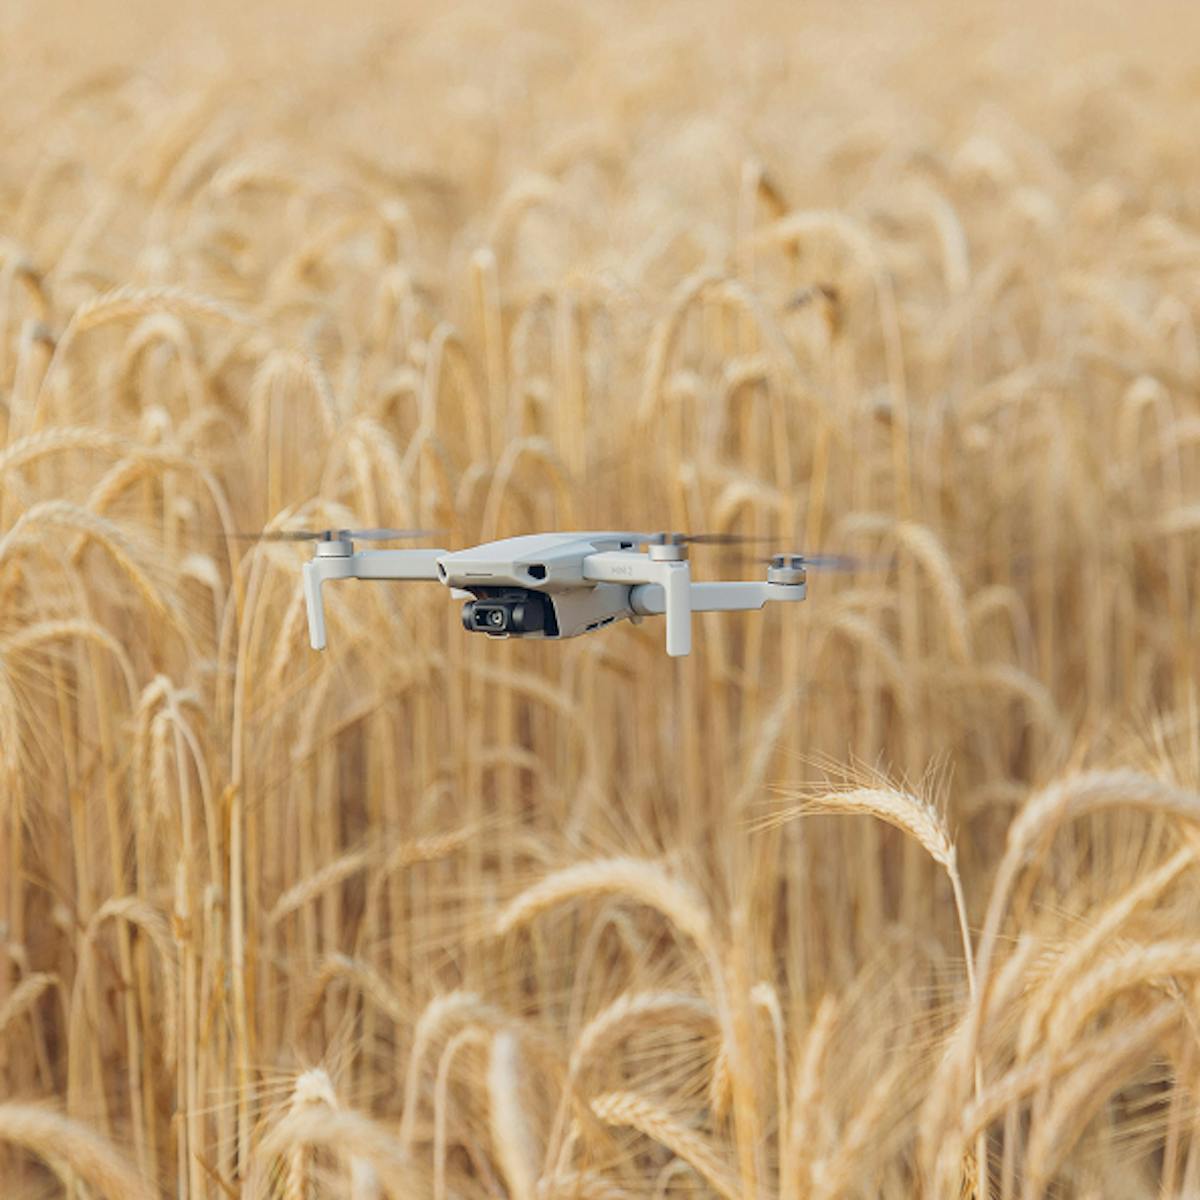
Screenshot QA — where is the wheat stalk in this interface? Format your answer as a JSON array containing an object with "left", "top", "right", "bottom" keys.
[
  {"left": 589, "top": 1090, "right": 740, "bottom": 1200},
  {"left": 488, "top": 1030, "right": 540, "bottom": 1200},
  {"left": 495, "top": 858, "right": 715, "bottom": 960},
  {"left": 0, "top": 972, "right": 61, "bottom": 1041},
  {"left": 1020, "top": 1002, "right": 1181, "bottom": 1199},
  {"left": 0, "top": 1103, "right": 156, "bottom": 1200},
  {"left": 251, "top": 1103, "right": 422, "bottom": 1198},
  {"left": 286, "top": 1069, "right": 339, "bottom": 1200},
  {"left": 1017, "top": 846, "right": 1194, "bottom": 1056},
  {"left": 400, "top": 991, "right": 505, "bottom": 1151}
]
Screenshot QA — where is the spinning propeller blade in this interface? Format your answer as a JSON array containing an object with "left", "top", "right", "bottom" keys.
[
  {"left": 778, "top": 553, "right": 864, "bottom": 571},
  {"left": 635, "top": 532, "right": 880, "bottom": 569},
  {"left": 343, "top": 528, "right": 440, "bottom": 541},
  {"left": 230, "top": 527, "right": 439, "bottom": 543},
  {"left": 632, "top": 531, "right": 778, "bottom": 547},
  {"left": 723, "top": 551, "right": 882, "bottom": 572}
]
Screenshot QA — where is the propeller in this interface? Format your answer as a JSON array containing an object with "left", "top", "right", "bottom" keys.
[
  {"left": 722, "top": 551, "right": 885, "bottom": 572},
  {"left": 770, "top": 553, "right": 865, "bottom": 571},
  {"left": 632, "top": 532, "right": 883, "bottom": 570},
  {"left": 230, "top": 527, "right": 440, "bottom": 543},
  {"left": 632, "top": 531, "right": 780, "bottom": 547}
]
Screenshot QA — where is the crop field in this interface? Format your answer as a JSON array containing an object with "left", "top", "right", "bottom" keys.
[{"left": 2, "top": 0, "right": 1200, "bottom": 1196}]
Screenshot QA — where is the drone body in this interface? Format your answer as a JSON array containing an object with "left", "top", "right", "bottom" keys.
[{"left": 301, "top": 530, "right": 812, "bottom": 656}]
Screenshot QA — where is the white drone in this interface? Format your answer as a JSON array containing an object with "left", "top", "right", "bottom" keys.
[{"left": 252, "top": 529, "right": 854, "bottom": 657}]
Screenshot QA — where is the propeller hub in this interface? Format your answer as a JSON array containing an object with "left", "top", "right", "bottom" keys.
[
  {"left": 648, "top": 533, "right": 688, "bottom": 561},
  {"left": 315, "top": 537, "right": 354, "bottom": 557},
  {"left": 767, "top": 555, "right": 807, "bottom": 585}
]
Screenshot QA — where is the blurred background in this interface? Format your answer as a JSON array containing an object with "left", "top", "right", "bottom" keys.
[{"left": 2, "top": 2, "right": 1200, "bottom": 1197}]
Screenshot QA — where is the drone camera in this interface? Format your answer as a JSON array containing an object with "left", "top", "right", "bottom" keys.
[{"left": 461, "top": 590, "right": 551, "bottom": 637}]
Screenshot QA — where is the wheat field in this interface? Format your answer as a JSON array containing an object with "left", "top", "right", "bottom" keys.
[{"left": 2, "top": 1, "right": 1200, "bottom": 1196}]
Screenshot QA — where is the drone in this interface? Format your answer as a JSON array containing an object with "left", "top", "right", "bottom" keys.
[{"left": 250, "top": 528, "right": 856, "bottom": 657}]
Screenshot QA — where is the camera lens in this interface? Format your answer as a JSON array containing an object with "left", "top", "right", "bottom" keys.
[
  {"left": 462, "top": 593, "right": 550, "bottom": 637},
  {"left": 465, "top": 602, "right": 510, "bottom": 633}
]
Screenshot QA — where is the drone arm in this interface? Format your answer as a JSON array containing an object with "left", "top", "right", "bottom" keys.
[
  {"left": 583, "top": 551, "right": 693, "bottom": 656},
  {"left": 630, "top": 580, "right": 807, "bottom": 616},
  {"left": 351, "top": 549, "right": 448, "bottom": 580},
  {"left": 304, "top": 549, "right": 449, "bottom": 649}
]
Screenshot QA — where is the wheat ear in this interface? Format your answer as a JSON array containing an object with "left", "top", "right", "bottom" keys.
[
  {"left": 0, "top": 1103, "right": 156, "bottom": 1200},
  {"left": 590, "top": 1090, "right": 740, "bottom": 1200}
]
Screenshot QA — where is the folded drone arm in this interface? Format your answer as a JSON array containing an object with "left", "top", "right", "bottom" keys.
[
  {"left": 304, "top": 549, "right": 448, "bottom": 650},
  {"left": 583, "top": 551, "right": 693, "bottom": 656}
]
